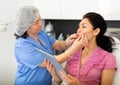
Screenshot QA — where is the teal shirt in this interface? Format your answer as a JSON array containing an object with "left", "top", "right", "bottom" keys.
[{"left": 14, "top": 29, "right": 56, "bottom": 85}]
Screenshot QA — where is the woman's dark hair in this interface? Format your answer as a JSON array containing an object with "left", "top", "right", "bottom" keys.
[
  {"left": 83, "top": 12, "right": 115, "bottom": 52},
  {"left": 14, "top": 32, "right": 28, "bottom": 39}
]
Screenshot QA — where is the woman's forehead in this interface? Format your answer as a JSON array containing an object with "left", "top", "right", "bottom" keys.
[{"left": 79, "top": 19, "right": 90, "bottom": 25}]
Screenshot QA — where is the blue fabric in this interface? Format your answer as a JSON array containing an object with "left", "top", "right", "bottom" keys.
[{"left": 14, "top": 29, "right": 56, "bottom": 85}]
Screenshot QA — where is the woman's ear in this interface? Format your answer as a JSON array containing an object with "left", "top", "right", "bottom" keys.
[{"left": 94, "top": 28, "right": 100, "bottom": 36}]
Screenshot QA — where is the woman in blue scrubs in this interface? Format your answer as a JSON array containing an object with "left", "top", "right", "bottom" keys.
[{"left": 14, "top": 5, "right": 88, "bottom": 85}]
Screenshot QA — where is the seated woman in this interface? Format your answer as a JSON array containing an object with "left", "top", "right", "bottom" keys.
[{"left": 46, "top": 12, "right": 117, "bottom": 85}]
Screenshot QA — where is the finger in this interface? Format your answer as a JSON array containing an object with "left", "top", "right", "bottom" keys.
[
  {"left": 67, "top": 74, "right": 75, "bottom": 80},
  {"left": 59, "top": 71, "right": 67, "bottom": 78},
  {"left": 46, "top": 60, "right": 52, "bottom": 69},
  {"left": 80, "top": 33, "right": 87, "bottom": 42},
  {"left": 82, "top": 34, "right": 88, "bottom": 45},
  {"left": 46, "top": 59, "right": 49, "bottom": 65},
  {"left": 47, "top": 60, "right": 55, "bottom": 71},
  {"left": 44, "top": 59, "right": 47, "bottom": 64},
  {"left": 59, "top": 71, "right": 70, "bottom": 81},
  {"left": 46, "top": 60, "right": 49, "bottom": 68},
  {"left": 48, "top": 60, "right": 53, "bottom": 70},
  {"left": 69, "top": 33, "right": 78, "bottom": 39},
  {"left": 50, "top": 63, "right": 54, "bottom": 71},
  {"left": 75, "top": 35, "right": 82, "bottom": 41},
  {"left": 80, "top": 33, "right": 84, "bottom": 40}
]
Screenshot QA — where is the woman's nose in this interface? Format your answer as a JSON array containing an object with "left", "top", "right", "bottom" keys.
[{"left": 77, "top": 28, "right": 81, "bottom": 33}]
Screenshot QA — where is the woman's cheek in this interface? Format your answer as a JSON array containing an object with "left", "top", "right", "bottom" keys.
[{"left": 81, "top": 29, "right": 87, "bottom": 34}]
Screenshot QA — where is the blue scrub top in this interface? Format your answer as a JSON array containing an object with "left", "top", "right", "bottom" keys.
[{"left": 14, "top": 29, "right": 56, "bottom": 85}]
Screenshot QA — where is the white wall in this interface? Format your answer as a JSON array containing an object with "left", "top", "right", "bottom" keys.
[
  {"left": 0, "top": 0, "right": 32, "bottom": 84},
  {"left": 0, "top": 23, "right": 16, "bottom": 85},
  {"left": 0, "top": 0, "right": 32, "bottom": 24},
  {"left": 100, "top": 0, "right": 120, "bottom": 20}
]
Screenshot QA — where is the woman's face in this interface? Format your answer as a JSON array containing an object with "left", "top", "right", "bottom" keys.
[
  {"left": 27, "top": 15, "right": 42, "bottom": 35},
  {"left": 77, "top": 18, "right": 98, "bottom": 41}
]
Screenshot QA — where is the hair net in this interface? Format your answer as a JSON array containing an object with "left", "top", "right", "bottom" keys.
[{"left": 14, "top": 5, "right": 39, "bottom": 36}]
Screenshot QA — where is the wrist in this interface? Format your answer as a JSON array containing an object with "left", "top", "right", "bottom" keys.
[
  {"left": 52, "top": 73, "right": 62, "bottom": 85},
  {"left": 56, "top": 80, "right": 62, "bottom": 85},
  {"left": 65, "top": 46, "right": 80, "bottom": 58},
  {"left": 51, "top": 72, "right": 62, "bottom": 82},
  {"left": 64, "top": 49, "right": 73, "bottom": 58},
  {"left": 65, "top": 38, "right": 71, "bottom": 48}
]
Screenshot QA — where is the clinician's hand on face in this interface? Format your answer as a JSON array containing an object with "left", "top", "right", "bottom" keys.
[
  {"left": 66, "top": 33, "right": 78, "bottom": 46},
  {"left": 68, "top": 33, "right": 88, "bottom": 52},
  {"left": 59, "top": 71, "right": 80, "bottom": 85}
]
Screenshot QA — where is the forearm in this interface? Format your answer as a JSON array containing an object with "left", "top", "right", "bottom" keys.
[
  {"left": 55, "top": 34, "right": 88, "bottom": 64},
  {"left": 101, "top": 69, "right": 116, "bottom": 85},
  {"left": 55, "top": 48, "right": 76, "bottom": 64},
  {"left": 53, "top": 40, "right": 69, "bottom": 51}
]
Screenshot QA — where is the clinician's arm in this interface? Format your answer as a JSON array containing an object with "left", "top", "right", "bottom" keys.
[
  {"left": 55, "top": 34, "right": 88, "bottom": 64},
  {"left": 39, "top": 33, "right": 77, "bottom": 67},
  {"left": 40, "top": 34, "right": 88, "bottom": 67}
]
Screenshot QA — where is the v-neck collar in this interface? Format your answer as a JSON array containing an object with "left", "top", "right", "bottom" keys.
[
  {"left": 26, "top": 36, "right": 48, "bottom": 52},
  {"left": 77, "top": 47, "right": 108, "bottom": 77}
]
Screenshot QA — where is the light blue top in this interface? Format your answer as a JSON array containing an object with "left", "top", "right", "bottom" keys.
[{"left": 14, "top": 29, "right": 56, "bottom": 85}]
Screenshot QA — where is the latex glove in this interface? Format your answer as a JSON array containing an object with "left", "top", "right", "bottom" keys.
[
  {"left": 66, "top": 33, "right": 78, "bottom": 47},
  {"left": 65, "top": 33, "right": 88, "bottom": 56}
]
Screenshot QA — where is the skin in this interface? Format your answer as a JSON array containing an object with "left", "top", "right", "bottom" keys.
[
  {"left": 27, "top": 14, "right": 88, "bottom": 67},
  {"left": 67, "top": 18, "right": 115, "bottom": 85},
  {"left": 76, "top": 18, "right": 100, "bottom": 67},
  {"left": 46, "top": 60, "right": 80, "bottom": 85},
  {"left": 78, "top": 18, "right": 115, "bottom": 85},
  {"left": 47, "top": 18, "right": 116, "bottom": 85},
  {"left": 59, "top": 71, "right": 80, "bottom": 85}
]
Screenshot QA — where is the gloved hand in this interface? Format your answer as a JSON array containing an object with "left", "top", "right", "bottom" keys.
[{"left": 65, "top": 33, "right": 78, "bottom": 47}]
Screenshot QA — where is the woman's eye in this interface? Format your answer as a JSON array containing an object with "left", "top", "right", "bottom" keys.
[{"left": 83, "top": 26, "right": 86, "bottom": 28}]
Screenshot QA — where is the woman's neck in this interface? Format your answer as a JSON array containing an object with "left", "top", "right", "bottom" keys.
[{"left": 82, "top": 40, "right": 98, "bottom": 55}]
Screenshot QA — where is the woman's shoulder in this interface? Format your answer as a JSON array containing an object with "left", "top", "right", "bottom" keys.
[
  {"left": 95, "top": 47, "right": 115, "bottom": 62},
  {"left": 97, "top": 47, "right": 114, "bottom": 56},
  {"left": 100, "top": 47, "right": 116, "bottom": 65},
  {"left": 97, "top": 47, "right": 117, "bottom": 69}
]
